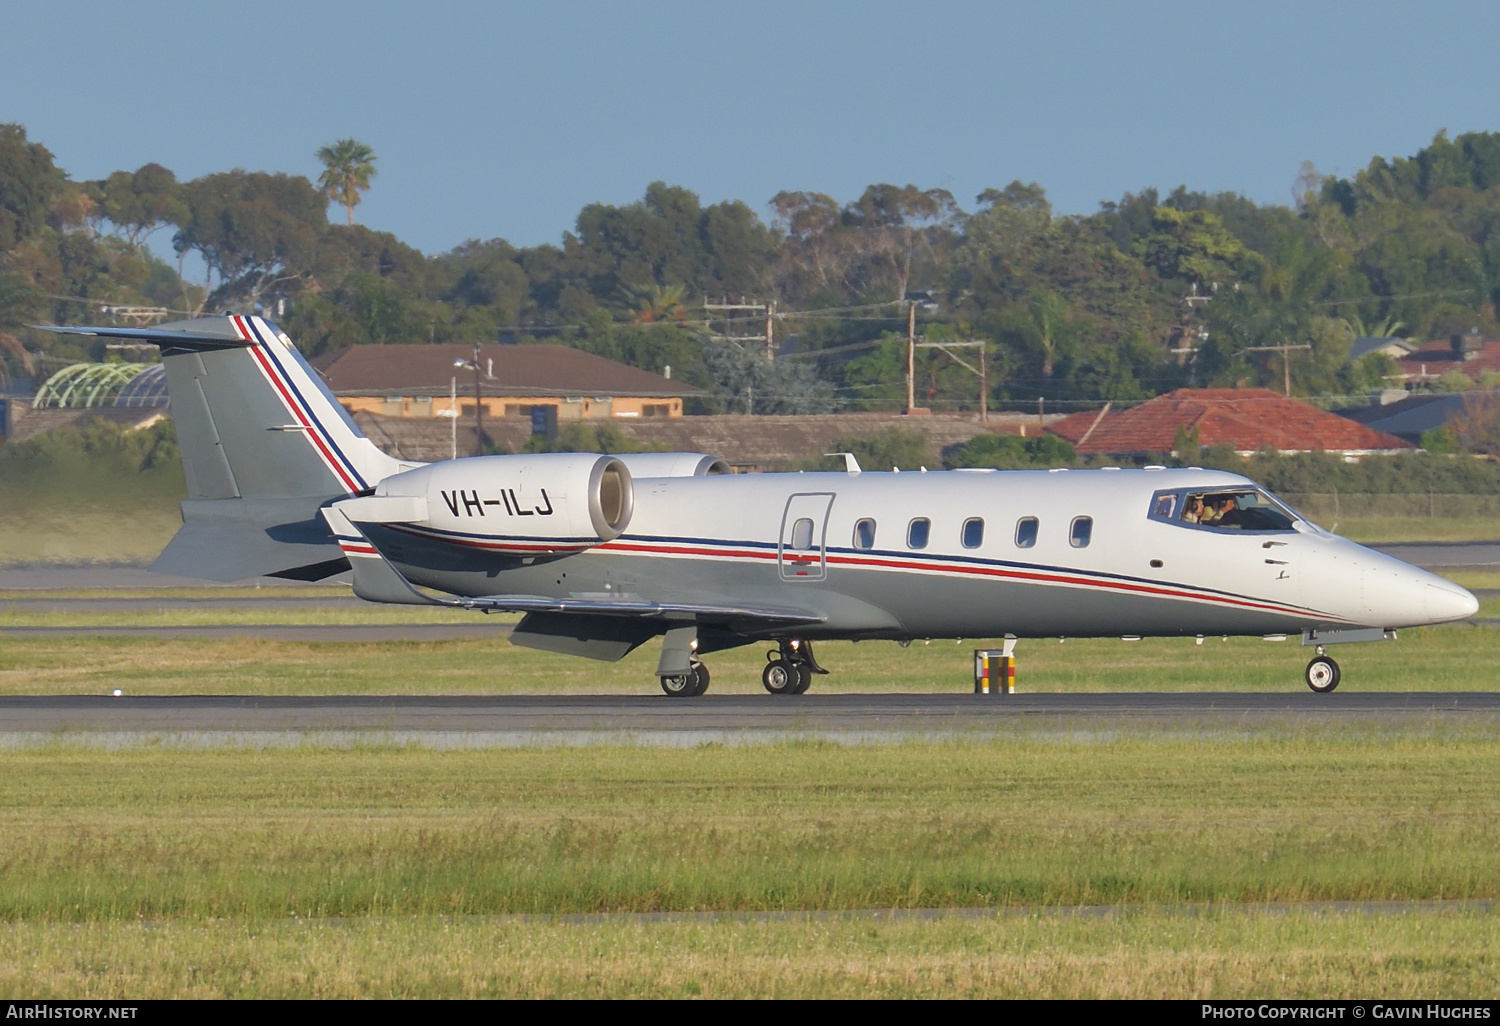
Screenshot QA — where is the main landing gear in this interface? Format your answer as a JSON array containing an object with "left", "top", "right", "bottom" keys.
[
  {"left": 660, "top": 659, "right": 710, "bottom": 698},
  {"left": 1304, "top": 646, "right": 1341, "bottom": 693},
  {"left": 762, "top": 639, "right": 827, "bottom": 696}
]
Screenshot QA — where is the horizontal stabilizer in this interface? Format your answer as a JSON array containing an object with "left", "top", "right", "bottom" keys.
[{"left": 37, "top": 319, "right": 253, "bottom": 352}]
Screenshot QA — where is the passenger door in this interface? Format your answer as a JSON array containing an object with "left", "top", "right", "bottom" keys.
[{"left": 779, "top": 493, "right": 835, "bottom": 582}]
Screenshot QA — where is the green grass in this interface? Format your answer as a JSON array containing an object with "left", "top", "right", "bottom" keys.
[
  {"left": 1, "top": 623, "right": 1496, "bottom": 696},
  {"left": 2, "top": 739, "right": 1498, "bottom": 922},
  {"left": 3, "top": 909, "right": 1497, "bottom": 999},
  {"left": 1325, "top": 517, "right": 1500, "bottom": 543}
]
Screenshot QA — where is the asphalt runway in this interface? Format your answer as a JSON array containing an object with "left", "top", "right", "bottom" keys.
[
  {"left": 1373, "top": 541, "right": 1500, "bottom": 569},
  {"left": 3, "top": 693, "right": 1498, "bottom": 747}
]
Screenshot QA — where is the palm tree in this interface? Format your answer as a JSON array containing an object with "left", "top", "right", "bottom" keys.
[{"left": 316, "top": 139, "right": 377, "bottom": 226}]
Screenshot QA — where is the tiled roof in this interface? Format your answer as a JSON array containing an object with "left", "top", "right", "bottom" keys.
[
  {"left": 1396, "top": 338, "right": 1500, "bottom": 381},
  {"left": 1048, "top": 388, "right": 1413, "bottom": 455},
  {"left": 311, "top": 343, "right": 698, "bottom": 398}
]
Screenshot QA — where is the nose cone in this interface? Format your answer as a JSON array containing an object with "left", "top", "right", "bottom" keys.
[{"left": 1425, "top": 580, "right": 1480, "bottom": 624}]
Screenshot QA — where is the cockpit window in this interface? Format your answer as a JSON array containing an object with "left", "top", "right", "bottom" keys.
[{"left": 1158, "top": 488, "right": 1297, "bottom": 532}]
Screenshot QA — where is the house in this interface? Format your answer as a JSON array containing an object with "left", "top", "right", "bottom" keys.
[
  {"left": 1394, "top": 332, "right": 1500, "bottom": 384},
  {"left": 311, "top": 343, "right": 699, "bottom": 422},
  {"left": 1047, "top": 388, "right": 1412, "bottom": 457},
  {"left": 1349, "top": 336, "right": 1416, "bottom": 362},
  {"left": 1335, "top": 392, "right": 1469, "bottom": 444}
]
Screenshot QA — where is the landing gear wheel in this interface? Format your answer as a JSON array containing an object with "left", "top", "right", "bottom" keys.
[
  {"left": 762, "top": 659, "right": 797, "bottom": 695},
  {"left": 663, "top": 662, "right": 709, "bottom": 698},
  {"left": 1305, "top": 655, "right": 1340, "bottom": 693},
  {"left": 661, "top": 672, "right": 693, "bottom": 697},
  {"left": 791, "top": 663, "right": 812, "bottom": 694}
]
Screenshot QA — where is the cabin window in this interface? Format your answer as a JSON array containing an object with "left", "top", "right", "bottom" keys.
[
  {"left": 1070, "top": 516, "right": 1093, "bottom": 548},
  {"left": 1152, "top": 493, "right": 1178, "bottom": 519},
  {"left": 853, "top": 518, "right": 876, "bottom": 550},
  {"left": 961, "top": 518, "right": 984, "bottom": 548},
  {"left": 790, "top": 517, "right": 815, "bottom": 550},
  {"left": 1015, "top": 517, "right": 1038, "bottom": 548},
  {"left": 907, "top": 518, "right": 931, "bottom": 549}
]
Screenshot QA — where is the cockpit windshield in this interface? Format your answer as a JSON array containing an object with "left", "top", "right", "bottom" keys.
[{"left": 1150, "top": 488, "right": 1299, "bottom": 532}]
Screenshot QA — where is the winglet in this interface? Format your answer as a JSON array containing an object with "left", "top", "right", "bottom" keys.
[{"left": 825, "top": 452, "right": 862, "bottom": 474}]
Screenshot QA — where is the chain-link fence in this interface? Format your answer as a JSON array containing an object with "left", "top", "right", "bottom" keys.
[{"left": 1279, "top": 493, "right": 1500, "bottom": 519}]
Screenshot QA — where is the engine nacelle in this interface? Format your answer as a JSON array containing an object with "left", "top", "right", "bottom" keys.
[
  {"left": 611, "top": 452, "right": 730, "bottom": 478},
  {"left": 357, "top": 452, "right": 633, "bottom": 553}
]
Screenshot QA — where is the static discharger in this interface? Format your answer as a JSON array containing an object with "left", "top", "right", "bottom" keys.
[{"left": 974, "top": 649, "right": 1015, "bottom": 696}]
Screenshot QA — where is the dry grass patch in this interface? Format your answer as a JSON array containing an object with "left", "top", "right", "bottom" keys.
[{"left": 1, "top": 910, "right": 1496, "bottom": 998}]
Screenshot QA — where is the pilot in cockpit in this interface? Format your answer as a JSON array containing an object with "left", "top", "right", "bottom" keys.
[{"left": 1179, "top": 491, "right": 1296, "bottom": 532}]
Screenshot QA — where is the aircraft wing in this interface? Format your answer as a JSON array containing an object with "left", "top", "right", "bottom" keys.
[
  {"left": 322, "top": 502, "right": 824, "bottom": 626},
  {"left": 442, "top": 592, "right": 824, "bottom": 625}
]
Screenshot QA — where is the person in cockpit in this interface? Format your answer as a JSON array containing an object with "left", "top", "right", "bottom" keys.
[
  {"left": 1214, "top": 496, "right": 1247, "bottom": 528},
  {"left": 1182, "top": 495, "right": 1206, "bottom": 524}
]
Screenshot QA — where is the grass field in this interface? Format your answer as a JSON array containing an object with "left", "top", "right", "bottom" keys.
[
  {"left": 4, "top": 909, "right": 1498, "bottom": 999},
  {"left": 1, "top": 739, "right": 1498, "bottom": 997},
  {"left": 1, "top": 621, "right": 1495, "bottom": 696},
  {"left": 2, "top": 570, "right": 1499, "bottom": 996}
]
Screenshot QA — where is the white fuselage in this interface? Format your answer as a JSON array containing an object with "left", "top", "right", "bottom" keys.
[{"left": 376, "top": 465, "right": 1476, "bottom": 641}]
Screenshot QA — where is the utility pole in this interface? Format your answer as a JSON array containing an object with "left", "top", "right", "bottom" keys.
[
  {"left": 914, "top": 338, "right": 989, "bottom": 423},
  {"left": 904, "top": 301, "right": 929, "bottom": 415},
  {"left": 472, "top": 342, "right": 484, "bottom": 455},
  {"left": 704, "top": 298, "right": 776, "bottom": 359},
  {"left": 1244, "top": 341, "right": 1312, "bottom": 397}
]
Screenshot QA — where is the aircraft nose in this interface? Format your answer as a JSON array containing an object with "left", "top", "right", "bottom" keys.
[{"left": 1425, "top": 580, "right": 1479, "bottom": 623}]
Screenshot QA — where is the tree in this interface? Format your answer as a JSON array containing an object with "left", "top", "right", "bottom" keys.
[
  {"left": 0, "top": 123, "right": 65, "bottom": 251},
  {"left": 97, "top": 164, "right": 187, "bottom": 247},
  {"left": 173, "top": 170, "right": 326, "bottom": 311},
  {"left": 316, "top": 139, "right": 377, "bottom": 226},
  {"left": 701, "top": 342, "right": 837, "bottom": 414}
]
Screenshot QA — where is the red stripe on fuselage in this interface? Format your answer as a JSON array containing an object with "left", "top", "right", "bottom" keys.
[{"left": 594, "top": 538, "right": 1334, "bottom": 622}]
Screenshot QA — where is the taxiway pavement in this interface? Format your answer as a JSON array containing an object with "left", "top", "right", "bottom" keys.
[{"left": 3, "top": 693, "right": 1497, "bottom": 747}]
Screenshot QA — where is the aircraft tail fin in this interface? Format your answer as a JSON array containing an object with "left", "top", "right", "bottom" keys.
[{"left": 38, "top": 315, "right": 411, "bottom": 581}]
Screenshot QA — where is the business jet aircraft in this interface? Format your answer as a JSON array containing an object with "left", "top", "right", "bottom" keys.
[{"left": 43, "top": 315, "right": 1478, "bottom": 695}]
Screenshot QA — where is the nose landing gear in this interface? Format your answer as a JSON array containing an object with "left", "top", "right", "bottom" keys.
[
  {"left": 1305, "top": 646, "right": 1340, "bottom": 693},
  {"left": 762, "top": 639, "right": 827, "bottom": 695}
]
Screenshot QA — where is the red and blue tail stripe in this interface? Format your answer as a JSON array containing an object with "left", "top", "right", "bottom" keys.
[{"left": 230, "top": 316, "right": 368, "bottom": 494}]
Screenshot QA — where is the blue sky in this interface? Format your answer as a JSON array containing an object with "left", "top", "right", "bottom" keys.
[{"left": 5, "top": 1, "right": 1498, "bottom": 255}]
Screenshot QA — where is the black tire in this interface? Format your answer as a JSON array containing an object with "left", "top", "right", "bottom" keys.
[
  {"left": 790, "top": 663, "right": 812, "bottom": 694},
  {"left": 1305, "top": 655, "right": 1340, "bottom": 693},
  {"left": 661, "top": 672, "right": 695, "bottom": 697},
  {"left": 688, "top": 662, "right": 710, "bottom": 697},
  {"left": 762, "top": 659, "right": 796, "bottom": 695}
]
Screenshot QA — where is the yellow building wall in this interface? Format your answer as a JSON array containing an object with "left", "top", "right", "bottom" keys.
[{"left": 338, "top": 395, "right": 682, "bottom": 419}]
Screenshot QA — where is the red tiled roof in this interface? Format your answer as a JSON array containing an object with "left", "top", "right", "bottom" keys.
[
  {"left": 311, "top": 343, "right": 698, "bottom": 398},
  {"left": 1048, "top": 388, "right": 1412, "bottom": 455},
  {"left": 1396, "top": 338, "right": 1500, "bottom": 381}
]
